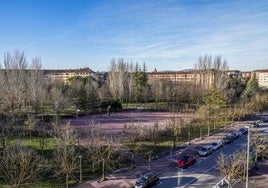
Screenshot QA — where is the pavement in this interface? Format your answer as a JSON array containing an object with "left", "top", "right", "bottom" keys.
[{"left": 72, "top": 118, "right": 268, "bottom": 188}]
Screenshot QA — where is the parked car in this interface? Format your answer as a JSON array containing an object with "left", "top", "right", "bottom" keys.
[
  {"left": 198, "top": 146, "right": 213, "bottom": 156},
  {"left": 231, "top": 132, "right": 240, "bottom": 139},
  {"left": 221, "top": 133, "right": 234, "bottom": 144},
  {"left": 251, "top": 122, "right": 260, "bottom": 128},
  {"left": 134, "top": 172, "right": 160, "bottom": 188},
  {"left": 211, "top": 141, "right": 223, "bottom": 151},
  {"left": 238, "top": 127, "right": 248, "bottom": 135},
  {"left": 176, "top": 155, "right": 196, "bottom": 169}
]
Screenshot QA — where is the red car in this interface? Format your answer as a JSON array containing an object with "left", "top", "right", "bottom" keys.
[{"left": 176, "top": 155, "right": 196, "bottom": 168}]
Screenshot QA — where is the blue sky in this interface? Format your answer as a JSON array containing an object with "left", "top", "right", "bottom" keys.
[{"left": 0, "top": 0, "right": 267, "bottom": 72}]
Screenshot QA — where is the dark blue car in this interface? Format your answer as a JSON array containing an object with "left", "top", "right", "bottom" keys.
[
  {"left": 238, "top": 127, "right": 248, "bottom": 135},
  {"left": 134, "top": 172, "right": 159, "bottom": 188},
  {"left": 222, "top": 134, "right": 234, "bottom": 144}
]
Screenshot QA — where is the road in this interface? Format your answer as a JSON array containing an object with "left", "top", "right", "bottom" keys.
[
  {"left": 154, "top": 135, "right": 247, "bottom": 188},
  {"left": 153, "top": 119, "right": 268, "bottom": 188}
]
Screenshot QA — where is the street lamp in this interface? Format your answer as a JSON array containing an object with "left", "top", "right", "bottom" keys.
[
  {"left": 244, "top": 126, "right": 250, "bottom": 188},
  {"left": 177, "top": 167, "right": 183, "bottom": 186},
  {"left": 78, "top": 155, "right": 82, "bottom": 183}
]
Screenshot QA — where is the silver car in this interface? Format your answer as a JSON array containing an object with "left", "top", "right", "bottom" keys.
[
  {"left": 211, "top": 141, "right": 223, "bottom": 151},
  {"left": 198, "top": 146, "right": 213, "bottom": 156}
]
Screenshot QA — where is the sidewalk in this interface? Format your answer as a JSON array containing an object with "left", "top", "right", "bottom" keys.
[
  {"left": 73, "top": 153, "right": 176, "bottom": 188},
  {"left": 72, "top": 121, "right": 255, "bottom": 188}
]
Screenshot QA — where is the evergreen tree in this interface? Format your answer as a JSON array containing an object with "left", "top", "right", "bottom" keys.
[
  {"left": 242, "top": 73, "right": 259, "bottom": 100},
  {"left": 134, "top": 63, "right": 149, "bottom": 103}
]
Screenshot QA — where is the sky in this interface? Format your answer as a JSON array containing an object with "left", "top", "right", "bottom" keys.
[{"left": 0, "top": 0, "right": 267, "bottom": 72}]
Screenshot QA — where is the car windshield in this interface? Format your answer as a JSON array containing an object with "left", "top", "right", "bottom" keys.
[
  {"left": 212, "top": 142, "right": 217, "bottom": 146},
  {"left": 201, "top": 147, "right": 207, "bottom": 151},
  {"left": 223, "top": 135, "right": 231, "bottom": 139},
  {"left": 179, "top": 156, "right": 190, "bottom": 161}
]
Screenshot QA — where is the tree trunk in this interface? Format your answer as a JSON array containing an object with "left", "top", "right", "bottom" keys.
[
  {"left": 101, "top": 160, "right": 105, "bottom": 181},
  {"left": 66, "top": 173, "right": 69, "bottom": 188},
  {"left": 207, "top": 120, "right": 210, "bottom": 136}
]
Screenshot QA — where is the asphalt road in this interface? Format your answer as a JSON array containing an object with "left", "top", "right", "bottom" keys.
[
  {"left": 155, "top": 136, "right": 247, "bottom": 188},
  {"left": 154, "top": 122, "right": 268, "bottom": 188}
]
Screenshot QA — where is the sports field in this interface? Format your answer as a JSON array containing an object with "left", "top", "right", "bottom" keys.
[{"left": 68, "top": 111, "right": 194, "bottom": 135}]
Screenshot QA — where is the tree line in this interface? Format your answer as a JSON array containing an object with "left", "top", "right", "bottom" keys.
[{"left": 0, "top": 51, "right": 265, "bottom": 120}]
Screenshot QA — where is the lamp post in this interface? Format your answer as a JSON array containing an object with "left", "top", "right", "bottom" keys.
[
  {"left": 78, "top": 155, "right": 82, "bottom": 183},
  {"left": 245, "top": 126, "right": 250, "bottom": 188}
]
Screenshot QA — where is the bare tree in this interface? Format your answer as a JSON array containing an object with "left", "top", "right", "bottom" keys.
[
  {"left": 195, "top": 54, "right": 212, "bottom": 90},
  {"left": 83, "top": 122, "right": 121, "bottom": 182},
  {"left": 217, "top": 150, "right": 247, "bottom": 187},
  {"left": 250, "top": 128, "right": 268, "bottom": 165},
  {"left": 0, "top": 120, "right": 9, "bottom": 149},
  {"left": 0, "top": 50, "right": 28, "bottom": 124},
  {"left": 149, "top": 122, "right": 160, "bottom": 151},
  {"left": 50, "top": 83, "right": 69, "bottom": 126},
  {"left": 53, "top": 123, "right": 78, "bottom": 188},
  {"left": 84, "top": 126, "right": 101, "bottom": 173},
  {"left": 169, "top": 117, "right": 183, "bottom": 149},
  {"left": 181, "top": 119, "right": 195, "bottom": 145},
  {"left": 123, "top": 123, "right": 143, "bottom": 169},
  {"left": 195, "top": 54, "right": 229, "bottom": 90},
  {"left": 0, "top": 51, "right": 48, "bottom": 125},
  {"left": 126, "top": 63, "right": 136, "bottom": 106},
  {"left": 213, "top": 55, "right": 229, "bottom": 89},
  {"left": 0, "top": 144, "right": 44, "bottom": 188},
  {"left": 93, "top": 133, "right": 119, "bottom": 182},
  {"left": 106, "top": 59, "right": 131, "bottom": 104},
  {"left": 149, "top": 77, "right": 166, "bottom": 109},
  {"left": 198, "top": 105, "right": 212, "bottom": 136},
  {"left": 24, "top": 115, "right": 38, "bottom": 142},
  {"left": 97, "top": 139, "right": 113, "bottom": 182},
  {"left": 27, "top": 57, "right": 47, "bottom": 117}
]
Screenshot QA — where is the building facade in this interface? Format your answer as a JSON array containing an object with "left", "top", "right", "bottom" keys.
[
  {"left": 44, "top": 67, "right": 95, "bottom": 84},
  {"left": 147, "top": 68, "right": 268, "bottom": 89},
  {"left": 147, "top": 69, "right": 215, "bottom": 89},
  {"left": 255, "top": 69, "right": 268, "bottom": 88}
]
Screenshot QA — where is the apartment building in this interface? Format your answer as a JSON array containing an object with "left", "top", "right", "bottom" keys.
[
  {"left": 226, "top": 70, "right": 243, "bottom": 78},
  {"left": 42, "top": 67, "right": 268, "bottom": 88},
  {"left": 44, "top": 67, "right": 95, "bottom": 84},
  {"left": 255, "top": 69, "right": 268, "bottom": 88},
  {"left": 147, "top": 69, "right": 215, "bottom": 89}
]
